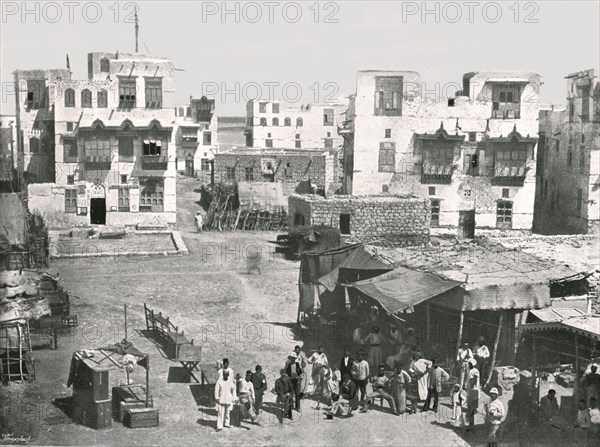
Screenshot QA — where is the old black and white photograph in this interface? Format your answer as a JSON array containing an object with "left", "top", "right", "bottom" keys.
[{"left": 0, "top": 1, "right": 599, "bottom": 446}]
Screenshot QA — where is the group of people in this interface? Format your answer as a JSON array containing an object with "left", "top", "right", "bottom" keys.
[{"left": 213, "top": 358, "right": 267, "bottom": 431}]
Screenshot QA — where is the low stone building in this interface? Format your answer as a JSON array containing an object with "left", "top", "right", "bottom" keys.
[
  {"left": 213, "top": 147, "right": 339, "bottom": 196},
  {"left": 288, "top": 194, "right": 430, "bottom": 246}
]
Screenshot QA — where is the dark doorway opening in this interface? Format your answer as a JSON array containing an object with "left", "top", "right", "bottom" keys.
[
  {"left": 90, "top": 198, "right": 106, "bottom": 225},
  {"left": 185, "top": 156, "right": 194, "bottom": 177},
  {"left": 339, "top": 214, "right": 351, "bottom": 235},
  {"left": 458, "top": 210, "right": 475, "bottom": 238}
]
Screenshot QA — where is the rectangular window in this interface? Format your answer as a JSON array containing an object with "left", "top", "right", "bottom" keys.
[
  {"left": 143, "top": 140, "right": 162, "bottom": 156},
  {"left": 203, "top": 131, "right": 212, "bottom": 145},
  {"left": 201, "top": 159, "right": 211, "bottom": 171},
  {"left": 374, "top": 76, "right": 403, "bottom": 116},
  {"left": 284, "top": 163, "right": 293, "bottom": 179},
  {"left": 118, "top": 77, "right": 137, "bottom": 108},
  {"left": 67, "top": 175, "right": 75, "bottom": 185},
  {"left": 568, "top": 150, "right": 573, "bottom": 167},
  {"left": 64, "top": 138, "right": 78, "bottom": 162},
  {"left": 118, "top": 137, "right": 134, "bottom": 161},
  {"left": 272, "top": 103, "right": 279, "bottom": 113},
  {"left": 428, "top": 186, "right": 436, "bottom": 196},
  {"left": 469, "top": 132, "right": 476, "bottom": 143},
  {"left": 339, "top": 214, "right": 351, "bottom": 235},
  {"left": 65, "top": 189, "right": 77, "bottom": 213},
  {"left": 576, "top": 188, "right": 583, "bottom": 215},
  {"left": 496, "top": 201, "right": 513, "bottom": 229},
  {"left": 26, "top": 80, "right": 45, "bottom": 109},
  {"left": 97, "top": 90, "right": 108, "bottom": 108},
  {"left": 245, "top": 167, "right": 254, "bottom": 181},
  {"left": 118, "top": 188, "right": 130, "bottom": 212},
  {"left": 502, "top": 188, "right": 510, "bottom": 198},
  {"left": 430, "top": 199, "right": 440, "bottom": 227},
  {"left": 120, "top": 174, "right": 127, "bottom": 184},
  {"left": 226, "top": 167, "right": 236, "bottom": 181},
  {"left": 259, "top": 102, "right": 267, "bottom": 113},
  {"left": 294, "top": 213, "right": 305, "bottom": 226},
  {"left": 544, "top": 179, "right": 548, "bottom": 198},
  {"left": 580, "top": 147, "right": 586, "bottom": 168},
  {"left": 139, "top": 178, "right": 164, "bottom": 212},
  {"left": 295, "top": 140, "right": 301, "bottom": 149},
  {"left": 145, "top": 77, "right": 162, "bottom": 108},
  {"left": 491, "top": 83, "right": 521, "bottom": 118},
  {"left": 265, "top": 139, "right": 273, "bottom": 148},
  {"left": 323, "top": 109, "right": 334, "bottom": 126},
  {"left": 556, "top": 140, "right": 560, "bottom": 153},
  {"left": 66, "top": 122, "right": 74, "bottom": 132},
  {"left": 324, "top": 138, "right": 333, "bottom": 149},
  {"left": 378, "top": 142, "right": 396, "bottom": 172},
  {"left": 84, "top": 138, "right": 111, "bottom": 162},
  {"left": 181, "top": 127, "right": 198, "bottom": 143},
  {"left": 385, "top": 129, "right": 392, "bottom": 138}
]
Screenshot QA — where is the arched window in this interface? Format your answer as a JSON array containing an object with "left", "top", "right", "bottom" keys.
[
  {"left": 97, "top": 90, "right": 108, "bottom": 108},
  {"left": 64, "top": 88, "right": 75, "bottom": 107},
  {"left": 296, "top": 117, "right": 303, "bottom": 127},
  {"left": 29, "top": 137, "right": 40, "bottom": 153},
  {"left": 284, "top": 117, "right": 291, "bottom": 126},
  {"left": 260, "top": 118, "right": 267, "bottom": 126},
  {"left": 81, "top": 89, "right": 92, "bottom": 108},
  {"left": 272, "top": 118, "right": 279, "bottom": 126},
  {"left": 100, "top": 57, "right": 110, "bottom": 73}
]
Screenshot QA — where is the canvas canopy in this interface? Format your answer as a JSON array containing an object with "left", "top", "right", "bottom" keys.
[
  {"left": 318, "top": 246, "right": 393, "bottom": 292},
  {"left": 237, "top": 182, "right": 286, "bottom": 212},
  {"left": 348, "top": 266, "right": 462, "bottom": 315}
]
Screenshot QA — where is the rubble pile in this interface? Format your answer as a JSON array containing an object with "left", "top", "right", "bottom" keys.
[{"left": 0, "top": 270, "right": 54, "bottom": 321}]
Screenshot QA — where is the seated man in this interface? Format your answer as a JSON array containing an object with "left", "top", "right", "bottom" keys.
[
  {"left": 238, "top": 370, "right": 259, "bottom": 423},
  {"left": 360, "top": 364, "right": 399, "bottom": 415},
  {"left": 330, "top": 374, "right": 358, "bottom": 418}
]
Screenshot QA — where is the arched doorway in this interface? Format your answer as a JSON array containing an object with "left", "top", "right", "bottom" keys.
[{"left": 90, "top": 183, "right": 106, "bottom": 225}]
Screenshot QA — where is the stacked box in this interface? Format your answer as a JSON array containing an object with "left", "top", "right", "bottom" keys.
[
  {"left": 72, "top": 399, "right": 112, "bottom": 429},
  {"left": 124, "top": 408, "right": 159, "bottom": 428}
]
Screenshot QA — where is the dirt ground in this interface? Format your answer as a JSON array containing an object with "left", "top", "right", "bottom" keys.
[{"left": 0, "top": 177, "right": 586, "bottom": 446}]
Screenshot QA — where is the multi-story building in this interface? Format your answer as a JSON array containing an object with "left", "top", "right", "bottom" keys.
[
  {"left": 535, "top": 69, "right": 600, "bottom": 234},
  {"left": 340, "top": 70, "right": 541, "bottom": 237},
  {"left": 13, "top": 69, "right": 72, "bottom": 184},
  {"left": 25, "top": 52, "right": 178, "bottom": 228},
  {"left": 0, "top": 115, "right": 18, "bottom": 192},
  {"left": 245, "top": 100, "right": 347, "bottom": 150},
  {"left": 213, "top": 147, "right": 338, "bottom": 196},
  {"left": 173, "top": 96, "right": 217, "bottom": 182}
]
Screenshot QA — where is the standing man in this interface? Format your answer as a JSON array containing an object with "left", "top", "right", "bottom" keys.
[
  {"left": 465, "top": 359, "right": 480, "bottom": 432},
  {"left": 540, "top": 389, "right": 560, "bottom": 424},
  {"left": 457, "top": 342, "right": 474, "bottom": 389},
  {"left": 217, "top": 358, "right": 234, "bottom": 382},
  {"left": 422, "top": 359, "right": 450, "bottom": 413},
  {"left": 581, "top": 364, "right": 600, "bottom": 407},
  {"left": 308, "top": 345, "right": 329, "bottom": 396},
  {"left": 238, "top": 370, "right": 259, "bottom": 423},
  {"left": 339, "top": 348, "right": 354, "bottom": 386},
  {"left": 388, "top": 324, "right": 402, "bottom": 357},
  {"left": 251, "top": 365, "right": 267, "bottom": 416},
  {"left": 484, "top": 388, "right": 504, "bottom": 447},
  {"left": 195, "top": 211, "right": 203, "bottom": 233},
  {"left": 351, "top": 350, "right": 370, "bottom": 404},
  {"left": 474, "top": 336, "right": 490, "bottom": 383},
  {"left": 363, "top": 325, "right": 384, "bottom": 371},
  {"left": 286, "top": 350, "right": 306, "bottom": 412},
  {"left": 390, "top": 363, "right": 411, "bottom": 414},
  {"left": 214, "top": 370, "right": 236, "bottom": 431},
  {"left": 275, "top": 369, "right": 293, "bottom": 422}
]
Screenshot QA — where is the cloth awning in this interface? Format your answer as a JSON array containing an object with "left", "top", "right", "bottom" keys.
[
  {"left": 237, "top": 181, "right": 286, "bottom": 212},
  {"left": 318, "top": 246, "right": 393, "bottom": 292},
  {"left": 486, "top": 78, "right": 530, "bottom": 83},
  {"left": 521, "top": 314, "right": 600, "bottom": 342},
  {"left": 436, "top": 283, "right": 552, "bottom": 311},
  {"left": 349, "top": 266, "right": 463, "bottom": 314}
]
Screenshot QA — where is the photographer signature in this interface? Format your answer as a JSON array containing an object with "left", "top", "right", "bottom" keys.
[{"left": 0, "top": 433, "right": 31, "bottom": 445}]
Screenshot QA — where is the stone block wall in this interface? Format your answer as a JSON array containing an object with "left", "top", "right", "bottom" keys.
[{"left": 289, "top": 194, "right": 430, "bottom": 246}]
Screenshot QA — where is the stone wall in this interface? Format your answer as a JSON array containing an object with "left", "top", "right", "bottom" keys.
[{"left": 289, "top": 194, "right": 430, "bottom": 246}]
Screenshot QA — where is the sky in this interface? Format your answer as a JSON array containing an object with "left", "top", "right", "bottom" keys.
[{"left": 1, "top": 0, "right": 599, "bottom": 116}]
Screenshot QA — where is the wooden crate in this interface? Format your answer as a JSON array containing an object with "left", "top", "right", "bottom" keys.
[
  {"left": 124, "top": 407, "right": 159, "bottom": 428},
  {"left": 73, "top": 366, "right": 108, "bottom": 402},
  {"left": 73, "top": 399, "right": 112, "bottom": 429},
  {"left": 118, "top": 402, "right": 147, "bottom": 422}
]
